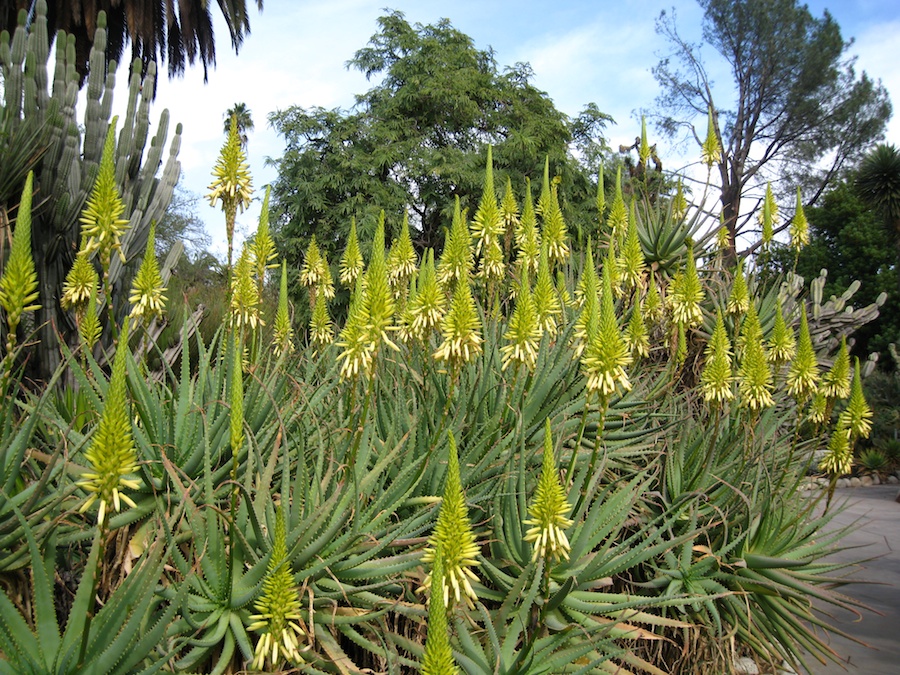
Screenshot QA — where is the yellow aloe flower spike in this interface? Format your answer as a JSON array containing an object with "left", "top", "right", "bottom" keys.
[
  {"left": 627, "top": 299, "right": 650, "bottom": 360},
  {"left": 672, "top": 179, "right": 688, "bottom": 221},
  {"left": 542, "top": 183, "right": 570, "bottom": 267},
  {"left": 421, "top": 432, "right": 480, "bottom": 609},
  {"left": 533, "top": 242, "right": 561, "bottom": 337},
  {"left": 434, "top": 273, "right": 483, "bottom": 367},
  {"left": 524, "top": 420, "right": 574, "bottom": 563},
  {"left": 208, "top": 115, "right": 253, "bottom": 272},
  {"left": 340, "top": 217, "right": 365, "bottom": 288},
  {"left": 582, "top": 264, "right": 632, "bottom": 399},
  {"left": 726, "top": 259, "right": 749, "bottom": 318},
  {"left": 300, "top": 236, "right": 325, "bottom": 293},
  {"left": 786, "top": 303, "right": 818, "bottom": 402},
  {"left": 501, "top": 269, "right": 541, "bottom": 371},
  {"left": 808, "top": 389, "right": 828, "bottom": 424},
  {"left": 408, "top": 249, "right": 445, "bottom": 341},
  {"left": 701, "top": 105, "right": 721, "bottom": 169},
  {"left": 819, "top": 423, "right": 852, "bottom": 477},
  {"left": 607, "top": 166, "right": 628, "bottom": 240},
  {"left": 62, "top": 251, "right": 98, "bottom": 312},
  {"left": 821, "top": 337, "right": 851, "bottom": 399},
  {"left": 759, "top": 182, "right": 778, "bottom": 249},
  {"left": 420, "top": 547, "right": 458, "bottom": 675},
  {"left": 273, "top": 260, "right": 295, "bottom": 357},
  {"left": 129, "top": 224, "right": 167, "bottom": 324},
  {"left": 670, "top": 241, "right": 704, "bottom": 328},
  {"left": 309, "top": 289, "right": 334, "bottom": 349},
  {"left": 77, "top": 320, "right": 140, "bottom": 525},
  {"left": 639, "top": 115, "right": 652, "bottom": 166},
  {"left": 596, "top": 163, "right": 606, "bottom": 225},
  {"left": 388, "top": 211, "right": 418, "bottom": 292},
  {"left": 478, "top": 235, "right": 505, "bottom": 286},
  {"left": 231, "top": 244, "right": 263, "bottom": 331},
  {"left": 500, "top": 175, "right": 519, "bottom": 259},
  {"left": 250, "top": 186, "right": 279, "bottom": 298},
  {"left": 362, "top": 212, "right": 397, "bottom": 352},
  {"left": 537, "top": 156, "right": 552, "bottom": 218},
  {"left": 766, "top": 299, "right": 796, "bottom": 367},
  {"left": 619, "top": 205, "right": 646, "bottom": 291},
  {"left": 317, "top": 248, "right": 335, "bottom": 302},
  {"left": 0, "top": 172, "right": 40, "bottom": 349},
  {"left": 790, "top": 187, "right": 810, "bottom": 252},
  {"left": 337, "top": 277, "right": 375, "bottom": 381},
  {"left": 572, "top": 240, "right": 600, "bottom": 356},
  {"left": 737, "top": 303, "right": 774, "bottom": 411},
  {"left": 644, "top": 272, "right": 663, "bottom": 324},
  {"left": 248, "top": 509, "right": 306, "bottom": 670},
  {"left": 437, "top": 196, "right": 473, "bottom": 292},
  {"left": 701, "top": 310, "right": 734, "bottom": 406},
  {"left": 470, "top": 145, "right": 503, "bottom": 258},
  {"left": 515, "top": 177, "right": 541, "bottom": 275},
  {"left": 79, "top": 281, "right": 103, "bottom": 351},
  {"left": 838, "top": 358, "right": 872, "bottom": 440},
  {"left": 80, "top": 120, "right": 130, "bottom": 270}
]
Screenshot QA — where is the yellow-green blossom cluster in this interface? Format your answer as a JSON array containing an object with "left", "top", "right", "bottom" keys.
[{"left": 523, "top": 421, "right": 574, "bottom": 563}]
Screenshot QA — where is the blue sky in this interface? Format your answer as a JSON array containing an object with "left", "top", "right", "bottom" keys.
[{"left": 126, "top": 0, "right": 900, "bottom": 256}]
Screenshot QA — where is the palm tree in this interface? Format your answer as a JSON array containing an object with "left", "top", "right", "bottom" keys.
[
  {"left": 857, "top": 144, "right": 900, "bottom": 296},
  {"left": 224, "top": 103, "right": 254, "bottom": 149},
  {"left": 1, "top": 0, "right": 263, "bottom": 86}
]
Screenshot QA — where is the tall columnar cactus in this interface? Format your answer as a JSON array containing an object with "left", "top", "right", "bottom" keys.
[{"left": 0, "top": 0, "right": 181, "bottom": 381}]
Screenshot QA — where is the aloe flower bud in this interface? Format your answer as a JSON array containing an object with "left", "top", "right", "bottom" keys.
[
  {"left": 78, "top": 321, "right": 139, "bottom": 525},
  {"left": 0, "top": 172, "right": 40, "bottom": 340},
  {"left": 420, "top": 548, "right": 458, "bottom": 675},
  {"left": 273, "top": 260, "right": 294, "bottom": 357},
  {"left": 248, "top": 510, "right": 306, "bottom": 670},
  {"left": 500, "top": 176, "right": 520, "bottom": 253},
  {"left": 421, "top": 432, "right": 480, "bottom": 609},
  {"left": 250, "top": 186, "right": 278, "bottom": 296},
  {"left": 821, "top": 337, "right": 851, "bottom": 400},
  {"left": 363, "top": 213, "right": 397, "bottom": 352},
  {"left": 619, "top": 208, "right": 646, "bottom": 291},
  {"left": 596, "top": 163, "right": 606, "bottom": 222},
  {"left": 80, "top": 282, "right": 103, "bottom": 351},
  {"left": 572, "top": 241, "right": 600, "bottom": 357},
  {"left": 738, "top": 305, "right": 774, "bottom": 411},
  {"left": 808, "top": 389, "right": 828, "bottom": 424},
  {"left": 478, "top": 235, "right": 505, "bottom": 285},
  {"left": 340, "top": 217, "right": 365, "bottom": 288},
  {"left": 639, "top": 115, "right": 652, "bottom": 166},
  {"left": 309, "top": 290, "right": 333, "bottom": 349},
  {"left": 672, "top": 179, "right": 688, "bottom": 221},
  {"left": 337, "top": 278, "right": 375, "bottom": 380},
  {"left": 786, "top": 304, "right": 818, "bottom": 402},
  {"left": 300, "top": 236, "right": 326, "bottom": 291},
  {"left": 701, "top": 106, "right": 721, "bottom": 168},
  {"left": 524, "top": 420, "right": 574, "bottom": 563},
  {"left": 790, "top": 187, "right": 810, "bottom": 252}
]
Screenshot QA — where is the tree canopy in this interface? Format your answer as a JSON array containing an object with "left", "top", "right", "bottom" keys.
[
  {"left": 267, "top": 11, "right": 611, "bottom": 265},
  {"left": 1, "top": 0, "right": 263, "bottom": 84},
  {"left": 654, "top": 0, "right": 891, "bottom": 260}
]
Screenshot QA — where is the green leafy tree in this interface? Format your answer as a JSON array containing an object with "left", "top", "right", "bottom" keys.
[
  {"left": 654, "top": 0, "right": 891, "bottom": 261},
  {"left": 857, "top": 143, "right": 900, "bottom": 296},
  {"left": 267, "top": 11, "right": 610, "bottom": 267},
  {"left": 770, "top": 176, "right": 899, "bottom": 358}
]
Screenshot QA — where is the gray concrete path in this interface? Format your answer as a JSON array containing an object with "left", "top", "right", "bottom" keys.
[{"left": 808, "top": 486, "right": 899, "bottom": 674}]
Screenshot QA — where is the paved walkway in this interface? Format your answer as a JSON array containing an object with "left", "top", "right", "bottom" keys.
[{"left": 809, "top": 486, "right": 900, "bottom": 674}]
